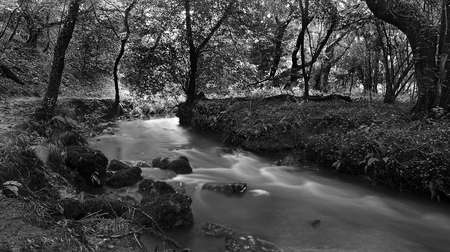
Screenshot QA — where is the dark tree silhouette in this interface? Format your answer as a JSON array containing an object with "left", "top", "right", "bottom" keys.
[
  {"left": 35, "top": 0, "right": 81, "bottom": 121},
  {"left": 104, "top": 0, "right": 138, "bottom": 119}
]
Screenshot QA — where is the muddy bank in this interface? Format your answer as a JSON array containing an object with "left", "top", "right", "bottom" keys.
[{"left": 177, "top": 96, "right": 450, "bottom": 200}]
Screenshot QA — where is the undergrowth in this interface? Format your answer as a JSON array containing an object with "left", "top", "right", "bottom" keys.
[{"left": 185, "top": 97, "right": 450, "bottom": 200}]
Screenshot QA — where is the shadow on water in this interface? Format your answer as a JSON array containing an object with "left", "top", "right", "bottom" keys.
[{"left": 89, "top": 118, "right": 450, "bottom": 252}]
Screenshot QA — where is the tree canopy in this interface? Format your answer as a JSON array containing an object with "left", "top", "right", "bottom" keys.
[{"left": 1, "top": 0, "right": 449, "bottom": 114}]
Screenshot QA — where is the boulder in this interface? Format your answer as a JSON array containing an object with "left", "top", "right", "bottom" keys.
[
  {"left": 106, "top": 167, "right": 142, "bottom": 188},
  {"left": 152, "top": 155, "right": 192, "bottom": 174},
  {"left": 108, "top": 159, "right": 132, "bottom": 171},
  {"left": 137, "top": 194, "right": 193, "bottom": 229},
  {"left": 202, "top": 182, "right": 247, "bottom": 194},
  {"left": 138, "top": 179, "right": 176, "bottom": 204},
  {"left": 225, "top": 234, "right": 284, "bottom": 252},
  {"left": 65, "top": 146, "right": 108, "bottom": 187}
]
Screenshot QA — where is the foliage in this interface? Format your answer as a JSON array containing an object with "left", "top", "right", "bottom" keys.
[
  {"left": 186, "top": 97, "right": 450, "bottom": 200},
  {"left": 307, "top": 119, "right": 450, "bottom": 200},
  {"left": 122, "top": 43, "right": 179, "bottom": 97}
]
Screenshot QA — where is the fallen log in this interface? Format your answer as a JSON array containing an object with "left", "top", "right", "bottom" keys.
[
  {"left": 0, "top": 62, "right": 25, "bottom": 85},
  {"left": 308, "top": 94, "right": 352, "bottom": 102}
]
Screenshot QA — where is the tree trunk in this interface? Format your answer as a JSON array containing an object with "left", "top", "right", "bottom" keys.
[
  {"left": 105, "top": 0, "right": 138, "bottom": 119},
  {"left": 107, "top": 38, "right": 127, "bottom": 118},
  {"left": 364, "top": 0, "right": 439, "bottom": 113},
  {"left": 183, "top": 0, "right": 235, "bottom": 105},
  {"left": 184, "top": 0, "right": 197, "bottom": 105},
  {"left": 22, "top": 3, "right": 41, "bottom": 49},
  {"left": 372, "top": 44, "right": 381, "bottom": 93},
  {"left": 8, "top": 13, "right": 22, "bottom": 42},
  {"left": 291, "top": 0, "right": 337, "bottom": 97},
  {"left": 0, "top": 3, "right": 22, "bottom": 39},
  {"left": 269, "top": 18, "right": 291, "bottom": 78},
  {"left": 35, "top": 0, "right": 80, "bottom": 121},
  {"left": 435, "top": 0, "right": 450, "bottom": 108},
  {"left": 318, "top": 45, "right": 335, "bottom": 92}
]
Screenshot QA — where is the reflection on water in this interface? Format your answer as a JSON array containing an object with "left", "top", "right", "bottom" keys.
[{"left": 89, "top": 118, "right": 450, "bottom": 252}]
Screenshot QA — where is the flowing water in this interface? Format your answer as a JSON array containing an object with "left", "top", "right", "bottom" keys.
[{"left": 88, "top": 118, "right": 450, "bottom": 252}]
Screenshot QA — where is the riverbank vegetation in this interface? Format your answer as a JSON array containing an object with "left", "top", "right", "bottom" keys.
[
  {"left": 181, "top": 97, "right": 450, "bottom": 200},
  {"left": 1, "top": 0, "right": 450, "bottom": 250}
]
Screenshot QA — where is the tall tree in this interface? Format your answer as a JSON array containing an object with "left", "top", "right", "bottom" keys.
[
  {"left": 183, "top": 0, "right": 237, "bottom": 105},
  {"left": 363, "top": 0, "right": 447, "bottom": 113},
  {"left": 435, "top": 0, "right": 450, "bottom": 108},
  {"left": 35, "top": 0, "right": 81, "bottom": 121},
  {"left": 102, "top": 0, "right": 139, "bottom": 118},
  {"left": 290, "top": 0, "right": 338, "bottom": 98}
]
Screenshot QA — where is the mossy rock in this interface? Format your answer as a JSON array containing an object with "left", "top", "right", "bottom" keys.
[
  {"left": 106, "top": 167, "right": 142, "bottom": 188},
  {"left": 108, "top": 159, "right": 132, "bottom": 171},
  {"left": 152, "top": 155, "right": 192, "bottom": 174},
  {"left": 137, "top": 193, "right": 193, "bottom": 229},
  {"left": 138, "top": 179, "right": 176, "bottom": 205},
  {"left": 65, "top": 146, "right": 108, "bottom": 187}
]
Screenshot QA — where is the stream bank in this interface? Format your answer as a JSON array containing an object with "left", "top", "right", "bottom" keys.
[
  {"left": 0, "top": 98, "right": 184, "bottom": 252},
  {"left": 176, "top": 96, "right": 450, "bottom": 200}
]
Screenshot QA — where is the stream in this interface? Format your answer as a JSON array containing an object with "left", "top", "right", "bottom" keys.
[{"left": 88, "top": 117, "right": 450, "bottom": 252}]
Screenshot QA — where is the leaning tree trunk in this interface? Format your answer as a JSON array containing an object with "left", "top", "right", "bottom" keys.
[
  {"left": 269, "top": 17, "right": 291, "bottom": 79},
  {"left": 364, "top": 0, "right": 439, "bottom": 113},
  {"left": 183, "top": 0, "right": 235, "bottom": 105},
  {"left": 21, "top": 3, "right": 42, "bottom": 49},
  {"left": 105, "top": 0, "right": 138, "bottom": 118},
  {"left": 35, "top": 0, "right": 80, "bottom": 121}
]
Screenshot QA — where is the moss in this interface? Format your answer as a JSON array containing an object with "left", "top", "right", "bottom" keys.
[{"left": 65, "top": 146, "right": 108, "bottom": 187}]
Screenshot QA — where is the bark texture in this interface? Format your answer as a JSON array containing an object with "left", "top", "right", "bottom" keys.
[
  {"left": 36, "top": 0, "right": 80, "bottom": 121},
  {"left": 364, "top": 0, "right": 441, "bottom": 112}
]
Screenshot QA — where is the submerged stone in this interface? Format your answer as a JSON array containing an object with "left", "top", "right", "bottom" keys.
[
  {"left": 202, "top": 182, "right": 247, "bottom": 194},
  {"left": 200, "top": 222, "right": 236, "bottom": 237},
  {"left": 225, "top": 234, "right": 284, "bottom": 252},
  {"left": 152, "top": 155, "right": 192, "bottom": 174}
]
